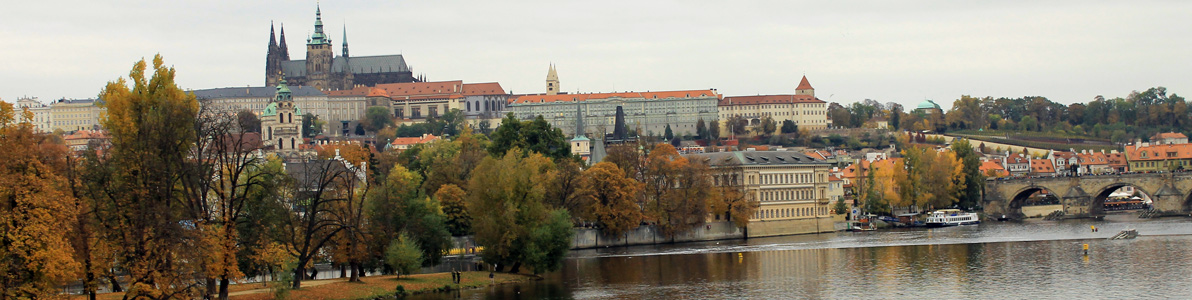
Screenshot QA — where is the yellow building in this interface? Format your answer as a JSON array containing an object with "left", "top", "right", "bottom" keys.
[
  {"left": 719, "top": 76, "right": 830, "bottom": 134},
  {"left": 688, "top": 150, "right": 835, "bottom": 238},
  {"left": 49, "top": 99, "right": 105, "bottom": 132}
]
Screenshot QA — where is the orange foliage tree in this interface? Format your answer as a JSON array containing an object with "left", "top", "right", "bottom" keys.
[
  {"left": 577, "top": 162, "right": 643, "bottom": 236},
  {"left": 0, "top": 102, "right": 81, "bottom": 299}
]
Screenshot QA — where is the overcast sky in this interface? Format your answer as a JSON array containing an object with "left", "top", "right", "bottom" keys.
[{"left": 3, "top": 1, "right": 1190, "bottom": 110}]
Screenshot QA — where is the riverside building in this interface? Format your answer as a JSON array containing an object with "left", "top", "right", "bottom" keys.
[
  {"left": 688, "top": 150, "right": 836, "bottom": 238},
  {"left": 719, "top": 76, "right": 830, "bottom": 133}
]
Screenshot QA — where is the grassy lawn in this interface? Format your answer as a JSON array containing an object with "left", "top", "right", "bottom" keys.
[{"left": 70, "top": 272, "right": 536, "bottom": 300}]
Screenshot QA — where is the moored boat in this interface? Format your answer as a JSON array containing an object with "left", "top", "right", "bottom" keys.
[{"left": 925, "top": 209, "right": 980, "bottom": 227}]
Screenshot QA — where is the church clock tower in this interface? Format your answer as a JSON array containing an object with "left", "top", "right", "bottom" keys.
[{"left": 546, "top": 64, "right": 560, "bottom": 95}]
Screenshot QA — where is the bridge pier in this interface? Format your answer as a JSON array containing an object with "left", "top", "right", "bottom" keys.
[
  {"left": 1153, "top": 184, "right": 1185, "bottom": 216},
  {"left": 1062, "top": 185, "right": 1090, "bottom": 218}
]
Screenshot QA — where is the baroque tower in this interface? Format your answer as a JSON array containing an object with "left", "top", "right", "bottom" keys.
[
  {"left": 263, "top": 79, "right": 303, "bottom": 152},
  {"left": 546, "top": 64, "right": 559, "bottom": 95},
  {"left": 304, "top": 5, "right": 334, "bottom": 90}
]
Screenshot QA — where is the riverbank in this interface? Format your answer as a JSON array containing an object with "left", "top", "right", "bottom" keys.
[{"left": 69, "top": 271, "right": 536, "bottom": 300}]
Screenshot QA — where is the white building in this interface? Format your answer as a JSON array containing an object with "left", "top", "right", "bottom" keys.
[{"left": 719, "top": 76, "right": 830, "bottom": 133}]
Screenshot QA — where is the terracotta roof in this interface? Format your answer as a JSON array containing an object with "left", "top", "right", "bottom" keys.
[
  {"left": 828, "top": 175, "right": 842, "bottom": 181},
  {"left": 1126, "top": 143, "right": 1192, "bottom": 161},
  {"left": 509, "top": 89, "right": 719, "bottom": 105},
  {"left": 1005, "top": 153, "right": 1029, "bottom": 164},
  {"left": 390, "top": 134, "right": 439, "bottom": 146},
  {"left": 796, "top": 76, "right": 814, "bottom": 90},
  {"left": 1030, "top": 159, "right": 1055, "bottom": 173},
  {"left": 1153, "top": 132, "right": 1188, "bottom": 140},
  {"left": 375, "top": 80, "right": 465, "bottom": 98},
  {"left": 804, "top": 151, "right": 828, "bottom": 160},
  {"left": 720, "top": 94, "right": 823, "bottom": 106},
  {"left": 461, "top": 82, "right": 505, "bottom": 96},
  {"left": 1106, "top": 152, "right": 1128, "bottom": 167},
  {"left": 980, "top": 160, "right": 1009, "bottom": 177},
  {"left": 1076, "top": 152, "right": 1109, "bottom": 165},
  {"left": 366, "top": 87, "right": 390, "bottom": 98}
]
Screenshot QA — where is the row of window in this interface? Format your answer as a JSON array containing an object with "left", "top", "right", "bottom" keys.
[
  {"left": 760, "top": 188, "right": 816, "bottom": 202},
  {"left": 753, "top": 206, "right": 828, "bottom": 220},
  {"left": 761, "top": 172, "right": 820, "bottom": 185}
]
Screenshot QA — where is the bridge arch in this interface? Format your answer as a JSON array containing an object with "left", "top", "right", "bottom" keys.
[
  {"left": 1006, "top": 185, "right": 1062, "bottom": 218},
  {"left": 1088, "top": 183, "right": 1154, "bottom": 216}
]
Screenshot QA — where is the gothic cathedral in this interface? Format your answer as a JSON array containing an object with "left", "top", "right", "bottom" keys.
[{"left": 265, "top": 6, "right": 421, "bottom": 91}]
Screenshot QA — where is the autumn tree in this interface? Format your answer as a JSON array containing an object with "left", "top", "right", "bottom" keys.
[
  {"left": 279, "top": 158, "right": 361, "bottom": 289},
  {"left": 435, "top": 184, "right": 471, "bottom": 236},
  {"left": 417, "top": 128, "right": 489, "bottom": 195},
  {"left": 91, "top": 55, "right": 206, "bottom": 299},
  {"left": 951, "top": 139, "right": 984, "bottom": 210},
  {"left": 643, "top": 144, "right": 717, "bottom": 236},
  {"left": 0, "top": 102, "right": 81, "bottom": 299},
  {"left": 709, "top": 163, "right": 758, "bottom": 228},
  {"left": 237, "top": 109, "right": 261, "bottom": 133},
  {"left": 467, "top": 149, "right": 573, "bottom": 273},
  {"left": 546, "top": 158, "right": 586, "bottom": 216},
  {"left": 577, "top": 162, "right": 642, "bottom": 236}
]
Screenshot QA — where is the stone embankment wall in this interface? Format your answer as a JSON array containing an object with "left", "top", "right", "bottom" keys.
[
  {"left": 746, "top": 216, "right": 837, "bottom": 238},
  {"left": 570, "top": 221, "right": 744, "bottom": 249}
]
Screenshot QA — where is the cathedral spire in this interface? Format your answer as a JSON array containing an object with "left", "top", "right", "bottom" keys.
[
  {"left": 342, "top": 24, "right": 349, "bottom": 57},
  {"left": 279, "top": 24, "right": 290, "bottom": 60},
  {"left": 269, "top": 22, "right": 278, "bottom": 50},
  {"left": 308, "top": 4, "right": 330, "bottom": 45}
]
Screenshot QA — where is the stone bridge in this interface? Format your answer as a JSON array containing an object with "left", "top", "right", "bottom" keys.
[{"left": 984, "top": 172, "right": 1192, "bottom": 219}]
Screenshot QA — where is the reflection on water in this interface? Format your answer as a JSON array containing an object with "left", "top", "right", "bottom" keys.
[{"left": 417, "top": 216, "right": 1192, "bottom": 299}]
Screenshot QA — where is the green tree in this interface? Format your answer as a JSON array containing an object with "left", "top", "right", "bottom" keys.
[
  {"left": 781, "top": 120, "right": 798, "bottom": 134},
  {"left": 709, "top": 120, "right": 721, "bottom": 141},
  {"left": 385, "top": 232, "right": 423, "bottom": 278},
  {"left": 237, "top": 110, "right": 261, "bottom": 133},
  {"left": 301, "top": 113, "right": 324, "bottom": 137},
  {"left": 367, "top": 165, "right": 451, "bottom": 267},
  {"left": 488, "top": 113, "right": 569, "bottom": 160},
  {"left": 467, "top": 149, "right": 572, "bottom": 273},
  {"left": 664, "top": 124, "right": 674, "bottom": 141},
  {"left": 833, "top": 198, "right": 848, "bottom": 215},
  {"left": 950, "top": 139, "right": 983, "bottom": 210},
  {"left": 696, "top": 118, "right": 708, "bottom": 140},
  {"left": 362, "top": 106, "right": 393, "bottom": 133}
]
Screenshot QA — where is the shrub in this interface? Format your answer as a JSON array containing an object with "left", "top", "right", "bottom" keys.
[{"left": 386, "top": 231, "right": 424, "bottom": 278}]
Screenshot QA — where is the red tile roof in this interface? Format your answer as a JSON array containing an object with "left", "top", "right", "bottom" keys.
[
  {"left": 390, "top": 134, "right": 440, "bottom": 146},
  {"left": 461, "top": 82, "right": 505, "bottom": 96},
  {"left": 980, "top": 160, "right": 1009, "bottom": 177},
  {"left": 796, "top": 75, "right": 814, "bottom": 90},
  {"left": 720, "top": 94, "right": 824, "bottom": 106},
  {"left": 1076, "top": 152, "right": 1109, "bottom": 166},
  {"left": 1030, "top": 159, "right": 1055, "bottom": 174},
  {"left": 1126, "top": 143, "right": 1192, "bottom": 161},
  {"left": 366, "top": 87, "right": 389, "bottom": 98},
  {"left": 1153, "top": 132, "right": 1188, "bottom": 140},
  {"left": 509, "top": 90, "right": 719, "bottom": 104}
]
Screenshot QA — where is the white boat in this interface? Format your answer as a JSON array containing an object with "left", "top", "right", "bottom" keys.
[{"left": 925, "top": 209, "right": 980, "bottom": 227}]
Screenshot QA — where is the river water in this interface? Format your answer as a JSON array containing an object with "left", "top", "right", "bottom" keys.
[{"left": 420, "top": 214, "right": 1192, "bottom": 299}]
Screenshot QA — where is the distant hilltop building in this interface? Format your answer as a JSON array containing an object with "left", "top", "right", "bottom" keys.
[
  {"left": 720, "top": 76, "right": 830, "bottom": 132},
  {"left": 265, "top": 5, "right": 421, "bottom": 91},
  {"left": 16, "top": 97, "right": 105, "bottom": 133},
  {"left": 508, "top": 65, "right": 720, "bottom": 138}
]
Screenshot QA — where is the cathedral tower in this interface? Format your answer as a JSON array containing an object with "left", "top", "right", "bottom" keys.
[
  {"left": 546, "top": 64, "right": 559, "bottom": 95},
  {"left": 265, "top": 23, "right": 283, "bottom": 86},
  {"left": 304, "top": 5, "right": 334, "bottom": 90}
]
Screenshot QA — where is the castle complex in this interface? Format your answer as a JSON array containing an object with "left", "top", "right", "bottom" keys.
[{"left": 265, "top": 6, "right": 420, "bottom": 91}]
